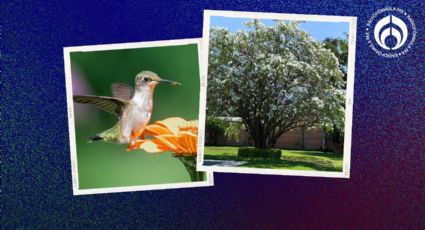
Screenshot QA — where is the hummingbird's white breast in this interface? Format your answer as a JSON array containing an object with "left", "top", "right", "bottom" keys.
[{"left": 119, "top": 87, "right": 153, "bottom": 143}]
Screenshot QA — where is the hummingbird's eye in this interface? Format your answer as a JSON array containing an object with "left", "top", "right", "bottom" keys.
[{"left": 143, "top": 77, "right": 150, "bottom": 82}]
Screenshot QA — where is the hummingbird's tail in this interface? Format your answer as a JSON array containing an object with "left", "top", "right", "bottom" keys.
[
  {"left": 88, "top": 134, "right": 103, "bottom": 142},
  {"left": 87, "top": 124, "right": 120, "bottom": 143}
]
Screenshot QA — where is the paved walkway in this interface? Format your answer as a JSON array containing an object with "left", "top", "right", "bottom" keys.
[{"left": 203, "top": 159, "right": 247, "bottom": 167}]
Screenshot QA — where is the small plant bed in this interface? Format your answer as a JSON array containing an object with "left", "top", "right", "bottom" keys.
[
  {"left": 204, "top": 146, "right": 343, "bottom": 172},
  {"left": 238, "top": 147, "right": 282, "bottom": 159}
]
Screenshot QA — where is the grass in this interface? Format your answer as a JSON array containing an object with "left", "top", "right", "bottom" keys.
[{"left": 204, "top": 146, "right": 343, "bottom": 172}]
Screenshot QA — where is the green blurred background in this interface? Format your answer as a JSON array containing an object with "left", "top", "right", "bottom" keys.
[{"left": 70, "top": 43, "right": 203, "bottom": 189}]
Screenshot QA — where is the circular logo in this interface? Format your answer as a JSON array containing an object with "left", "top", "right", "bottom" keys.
[{"left": 366, "top": 7, "right": 416, "bottom": 58}]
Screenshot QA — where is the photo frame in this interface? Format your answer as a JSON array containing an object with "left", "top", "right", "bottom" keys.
[
  {"left": 64, "top": 39, "right": 214, "bottom": 195},
  {"left": 197, "top": 10, "right": 357, "bottom": 178}
]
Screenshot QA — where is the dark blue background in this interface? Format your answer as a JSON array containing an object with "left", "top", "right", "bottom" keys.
[{"left": 2, "top": 0, "right": 424, "bottom": 228}]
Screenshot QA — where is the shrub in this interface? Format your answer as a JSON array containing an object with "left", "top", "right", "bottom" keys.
[
  {"left": 205, "top": 117, "right": 226, "bottom": 145},
  {"left": 205, "top": 116, "right": 243, "bottom": 145},
  {"left": 238, "top": 147, "right": 282, "bottom": 159}
]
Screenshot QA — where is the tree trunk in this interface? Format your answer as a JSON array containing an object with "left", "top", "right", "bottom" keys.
[
  {"left": 267, "top": 135, "right": 278, "bottom": 149},
  {"left": 212, "top": 130, "right": 218, "bottom": 146},
  {"left": 246, "top": 119, "right": 283, "bottom": 149},
  {"left": 300, "top": 126, "right": 306, "bottom": 149},
  {"left": 323, "top": 130, "right": 328, "bottom": 151},
  {"left": 253, "top": 120, "right": 267, "bottom": 149},
  {"left": 254, "top": 132, "right": 267, "bottom": 149},
  {"left": 252, "top": 121, "right": 281, "bottom": 149},
  {"left": 254, "top": 139, "right": 267, "bottom": 149}
]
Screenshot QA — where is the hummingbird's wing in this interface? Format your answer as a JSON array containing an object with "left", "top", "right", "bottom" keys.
[
  {"left": 73, "top": 95, "right": 128, "bottom": 117},
  {"left": 111, "top": 83, "right": 134, "bottom": 101}
]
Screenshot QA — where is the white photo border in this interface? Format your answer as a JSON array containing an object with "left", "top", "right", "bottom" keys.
[
  {"left": 197, "top": 10, "right": 357, "bottom": 178},
  {"left": 64, "top": 38, "right": 214, "bottom": 195}
]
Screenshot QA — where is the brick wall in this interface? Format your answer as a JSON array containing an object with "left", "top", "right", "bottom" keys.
[
  {"left": 274, "top": 127, "right": 325, "bottom": 150},
  {"left": 207, "top": 126, "right": 343, "bottom": 153}
]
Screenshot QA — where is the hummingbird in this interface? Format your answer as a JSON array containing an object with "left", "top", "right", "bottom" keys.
[{"left": 73, "top": 71, "right": 180, "bottom": 149}]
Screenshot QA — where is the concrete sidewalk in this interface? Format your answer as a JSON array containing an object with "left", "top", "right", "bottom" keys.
[{"left": 203, "top": 159, "right": 247, "bottom": 167}]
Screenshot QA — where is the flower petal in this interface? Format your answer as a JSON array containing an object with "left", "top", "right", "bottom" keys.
[
  {"left": 189, "top": 134, "right": 198, "bottom": 154},
  {"left": 178, "top": 120, "right": 198, "bottom": 135},
  {"left": 156, "top": 134, "right": 189, "bottom": 153},
  {"left": 179, "top": 131, "right": 198, "bottom": 156},
  {"left": 152, "top": 139, "right": 177, "bottom": 152},
  {"left": 139, "top": 140, "right": 166, "bottom": 153},
  {"left": 127, "top": 140, "right": 148, "bottom": 151},
  {"left": 155, "top": 117, "right": 186, "bottom": 135},
  {"left": 144, "top": 124, "right": 174, "bottom": 136}
]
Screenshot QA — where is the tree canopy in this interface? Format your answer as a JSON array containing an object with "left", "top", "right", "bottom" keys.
[{"left": 207, "top": 20, "right": 345, "bottom": 148}]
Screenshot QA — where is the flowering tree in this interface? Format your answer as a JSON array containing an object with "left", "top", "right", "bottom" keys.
[
  {"left": 207, "top": 20, "right": 345, "bottom": 149},
  {"left": 322, "top": 37, "right": 349, "bottom": 145}
]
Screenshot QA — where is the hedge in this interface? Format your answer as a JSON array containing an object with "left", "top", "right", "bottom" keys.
[{"left": 237, "top": 147, "right": 282, "bottom": 159}]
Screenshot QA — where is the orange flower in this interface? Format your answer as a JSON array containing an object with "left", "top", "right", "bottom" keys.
[{"left": 129, "top": 117, "right": 198, "bottom": 157}]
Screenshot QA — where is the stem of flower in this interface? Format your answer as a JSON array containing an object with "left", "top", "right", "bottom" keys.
[{"left": 177, "top": 156, "right": 205, "bottom": 182}]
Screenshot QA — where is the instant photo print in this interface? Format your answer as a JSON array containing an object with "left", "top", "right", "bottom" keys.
[
  {"left": 64, "top": 39, "right": 213, "bottom": 195},
  {"left": 198, "top": 10, "right": 357, "bottom": 178}
]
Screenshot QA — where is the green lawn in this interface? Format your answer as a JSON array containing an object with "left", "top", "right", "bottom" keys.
[{"left": 204, "top": 146, "right": 343, "bottom": 172}]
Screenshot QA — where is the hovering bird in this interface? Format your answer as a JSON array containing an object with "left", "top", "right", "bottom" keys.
[{"left": 73, "top": 71, "right": 181, "bottom": 149}]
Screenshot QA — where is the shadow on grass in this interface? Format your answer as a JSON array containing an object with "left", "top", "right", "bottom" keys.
[
  {"left": 288, "top": 150, "right": 343, "bottom": 161},
  {"left": 246, "top": 157, "right": 341, "bottom": 171},
  {"left": 204, "top": 155, "right": 342, "bottom": 172}
]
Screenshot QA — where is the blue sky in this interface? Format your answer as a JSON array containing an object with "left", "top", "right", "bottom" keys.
[{"left": 210, "top": 16, "right": 349, "bottom": 42}]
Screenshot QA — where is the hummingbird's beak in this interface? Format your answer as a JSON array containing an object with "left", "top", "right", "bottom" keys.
[{"left": 158, "top": 78, "right": 182, "bottom": 86}]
